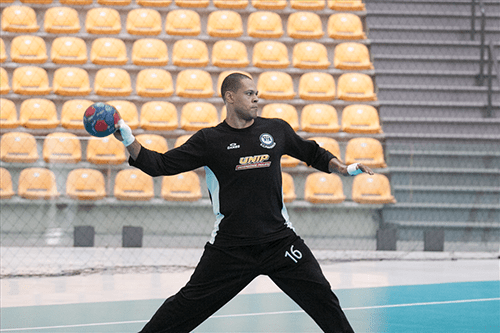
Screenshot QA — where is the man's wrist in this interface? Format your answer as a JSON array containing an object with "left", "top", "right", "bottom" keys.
[
  {"left": 118, "top": 119, "right": 135, "bottom": 147},
  {"left": 347, "top": 163, "right": 362, "bottom": 176}
]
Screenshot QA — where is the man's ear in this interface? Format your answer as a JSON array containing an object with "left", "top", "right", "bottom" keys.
[{"left": 224, "top": 90, "right": 234, "bottom": 104}]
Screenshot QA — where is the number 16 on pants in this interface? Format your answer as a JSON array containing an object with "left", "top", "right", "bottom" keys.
[{"left": 285, "top": 245, "right": 303, "bottom": 264}]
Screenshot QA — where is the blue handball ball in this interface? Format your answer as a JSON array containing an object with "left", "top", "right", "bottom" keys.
[{"left": 83, "top": 103, "right": 119, "bottom": 137}]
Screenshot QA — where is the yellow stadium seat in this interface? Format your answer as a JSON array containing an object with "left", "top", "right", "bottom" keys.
[
  {"left": 165, "top": 9, "right": 200, "bottom": 36},
  {"left": 0, "top": 132, "right": 38, "bottom": 163},
  {"left": 53, "top": 67, "right": 91, "bottom": 96},
  {"left": 0, "top": 0, "right": 14, "bottom": 3},
  {"left": 98, "top": 0, "right": 131, "bottom": 5},
  {"left": 292, "top": 42, "right": 330, "bottom": 69},
  {"left": 176, "top": 69, "right": 214, "bottom": 98},
  {"left": 334, "top": 42, "right": 373, "bottom": 70},
  {"left": 352, "top": 173, "right": 396, "bottom": 204},
  {"left": 175, "top": 0, "right": 208, "bottom": 7},
  {"left": 11, "top": 35, "right": 47, "bottom": 64},
  {"left": 174, "top": 134, "right": 192, "bottom": 148},
  {"left": 127, "top": 8, "right": 162, "bottom": 36},
  {"left": 90, "top": 38, "right": 128, "bottom": 66},
  {"left": 61, "top": 99, "right": 92, "bottom": 130},
  {"left": 107, "top": 100, "right": 139, "bottom": 129},
  {"left": 132, "top": 39, "right": 168, "bottom": 66},
  {"left": 207, "top": 11, "right": 243, "bottom": 38},
  {"left": 51, "top": 37, "right": 87, "bottom": 65},
  {"left": 0, "top": 168, "right": 15, "bottom": 199},
  {"left": 43, "top": 132, "right": 81, "bottom": 163},
  {"left": 304, "top": 172, "right": 345, "bottom": 204},
  {"left": 341, "top": 104, "right": 382, "bottom": 134},
  {"left": 261, "top": 103, "right": 299, "bottom": 131},
  {"left": 301, "top": 104, "right": 339, "bottom": 133},
  {"left": 212, "top": 40, "right": 249, "bottom": 68},
  {"left": 20, "top": 98, "right": 59, "bottom": 129},
  {"left": 214, "top": 0, "right": 248, "bottom": 9},
  {"left": 281, "top": 172, "right": 296, "bottom": 203},
  {"left": 257, "top": 72, "right": 295, "bottom": 100},
  {"left": 87, "top": 136, "right": 126, "bottom": 165},
  {"left": 94, "top": 68, "right": 132, "bottom": 97},
  {"left": 1, "top": 6, "right": 39, "bottom": 33},
  {"left": 337, "top": 73, "right": 377, "bottom": 101},
  {"left": 309, "top": 137, "right": 341, "bottom": 162},
  {"left": 13, "top": 66, "right": 51, "bottom": 95},
  {"left": 281, "top": 155, "right": 300, "bottom": 168},
  {"left": 217, "top": 71, "right": 252, "bottom": 97},
  {"left": 136, "top": 134, "right": 168, "bottom": 153},
  {"left": 287, "top": 12, "right": 323, "bottom": 39},
  {"left": 114, "top": 169, "right": 154, "bottom": 201},
  {"left": 44, "top": 7, "right": 80, "bottom": 34},
  {"left": 291, "top": 0, "right": 325, "bottom": 10},
  {"left": 253, "top": 41, "right": 289, "bottom": 69},
  {"left": 140, "top": 101, "right": 178, "bottom": 131},
  {"left": 86, "top": 8, "right": 121, "bottom": 34},
  {"left": 18, "top": 168, "right": 59, "bottom": 200},
  {"left": 136, "top": 69, "right": 174, "bottom": 98},
  {"left": 345, "top": 137, "right": 386, "bottom": 168},
  {"left": 0, "top": 68, "right": 9, "bottom": 94},
  {"left": 137, "top": 0, "right": 172, "bottom": 6},
  {"left": 251, "top": 0, "right": 287, "bottom": 9},
  {"left": 66, "top": 169, "right": 106, "bottom": 201},
  {"left": 60, "top": 0, "right": 93, "bottom": 4},
  {"left": 299, "top": 72, "right": 336, "bottom": 101},
  {"left": 172, "top": 39, "right": 209, "bottom": 67},
  {"left": 247, "top": 11, "right": 283, "bottom": 38},
  {"left": 328, "top": 13, "right": 366, "bottom": 40},
  {"left": 161, "top": 171, "right": 202, "bottom": 202},
  {"left": 0, "top": 38, "right": 6, "bottom": 63},
  {"left": 328, "top": 0, "right": 365, "bottom": 11},
  {"left": 0, "top": 98, "right": 19, "bottom": 129},
  {"left": 21, "top": 0, "right": 52, "bottom": 3},
  {"left": 181, "top": 102, "right": 219, "bottom": 131}
]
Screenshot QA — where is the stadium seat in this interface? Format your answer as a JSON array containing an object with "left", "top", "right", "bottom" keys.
[
  {"left": 87, "top": 136, "right": 126, "bottom": 165},
  {"left": 287, "top": 12, "right": 323, "bottom": 39},
  {"left": 217, "top": 71, "right": 252, "bottom": 96},
  {"left": 301, "top": 104, "right": 340, "bottom": 133},
  {"left": 341, "top": 104, "right": 382, "bottom": 134},
  {"left": 328, "top": 0, "right": 366, "bottom": 11},
  {"left": 281, "top": 172, "right": 296, "bottom": 203},
  {"left": 299, "top": 72, "right": 336, "bottom": 101},
  {"left": 345, "top": 137, "right": 387, "bottom": 168},
  {"left": 180, "top": 102, "right": 219, "bottom": 131},
  {"left": 1, "top": 6, "right": 39, "bottom": 33},
  {"left": 328, "top": 13, "right": 366, "bottom": 40},
  {"left": 53, "top": 67, "right": 91, "bottom": 96},
  {"left": 132, "top": 39, "right": 168, "bottom": 66},
  {"left": 140, "top": 101, "right": 178, "bottom": 131},
  {"left": 337, "top": 73, "right": 377, "bottom": 101},
  {"left": 90, "top": 38, "right": 128, "bottom": 66},
  {"left": 136, "top": 69, "right": 174, "bottom": 98},
  {"left": 0, "top": 68, "right": 10, "bottom": 94},
  {"left": 94, "top": 68, "right": 132, "bottom": 97},
  {"left": 334, "top": 42, "right": 373, "bottom": 70},
  {"left": 11, "top": 35, "right": 47, "bottom": 64},
  {"left": 61, "top": 99, "right": 93, "bottom": 130},
  {"left": 86, "top": 8, "right": 121, "bottom": 34},
  {"left": 247, "top": 11, "right": 283, "bottom": 38},
  {"left": 214, "top": 0, "right": 248, "bottom": 9},
  {"left": 172, "top": 39, "right": 209, "bottom": 67},
  {"left": 281, "top": 155, "right": 300, "bottom": 168},
  {"left": 253, "top": 41, "right": 289, "bottom": 69},
  {"left": 0, "top": 99, "right": 19, "bottom": 129},
  {"left": 257, "top": 72, "right": 295, "bottom": 100},
  {"left": 165, "top": 9, "right": 200, "bottom": 36},
  {"left": 136, "top": 134, "right": 169, "bottom": 153},
  {"left": 175, "top": 0, "right": 209, "bottom": 7},
  {"left": 352, "top": 173, "right": 396, "bottom": 204},
  {"left": 21, "top": 0, "right": 53, "bottom": 3},
  {"left": 114, "top": 169, "right": 154, "bottom": 201},
  {"left": 42, "top": 132, "right": 82, "bottom": 163},
  {"left": 0, "top": 0, "right": 14, "bottom": 3},
  {"left": 12, "top": 66, "right": 51, "bottom": 95},
  {"left": 18, "top": 168, "right": 60, "bottom": 200},
  {"left": 212, "top": 40, "right": 249, "bottom": 68},
  {"left": 174, "top": 134, "right": 192, "bottom": 148},
  {"left": 98, "top": 0, "right": 131, "bottom": 5},
  {"left": 161, "top": 171, "right": 202, "bottom": 201},
  {"left": 176, "top": 69, "right": 214, "bottom": 98},
  {"left": 308, "top": 137, "right": 341, "bottom": 162},
  {"left": 51, "top": 37, "right": 87, "bottom": 65},
  {"left": 0, "top": 168, "right": 15, "bottom": 199},
  {"left": 251, "top": 0, "right": 287, "bottom": 10},
  {"left": 126, "top": 8, "right": 162, "bottom": 36},
  {"left": 0, "top": 132, "right": 38, "bottom": 163},
  {"left": 19, "top": 98, "right": 59, "bottom": 129},
  {"left": 0, "top": 38, "right": 6, "bottom": 63},
  {"left": 207, "top": 11, "right": 243, "bottom": 38},
  {"left": 137, "top": 0, "right": 172, "bottom": 6},
  {"left": 44, "top": 7, "right": 80, "bottom": 34},
  {"left": 261, "top": 103, "right": 299, "bottom": 131},
  {"left": 60, "top": 0, "right": 92, "bottom": 4},
  {"left": 66, "top": 169, "right": 106, "bottom": 201},
  {"left": 291, "top": 0, "right": 325, "bottom": 10},
  {"left": 292, "top": 42, "right": 330, "bottom": 69},
  {"left": 107, "top": 100, "right": 139, "bottom": 129},
  {"left": 304, "top": 172, "right": 345, "bottom": 204}
]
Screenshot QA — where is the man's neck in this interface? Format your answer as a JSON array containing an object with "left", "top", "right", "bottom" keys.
[{"left": 225, "top": 114, "right": 255, "bottom": 129}]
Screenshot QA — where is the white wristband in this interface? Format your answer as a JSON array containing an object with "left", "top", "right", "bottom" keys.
[
  {"left": 347, "top": 163, "right": 362, "bottom": 176},
  {"left": 118, "top": 119, "right": 135, "bottom": 147}
]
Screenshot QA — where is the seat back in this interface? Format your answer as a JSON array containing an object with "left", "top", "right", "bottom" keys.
[
  {"left": 66, "top": 168, "right": 106, "bottom": 200},
  {"left": 0, "top": 132, "right": 38, "bottom": 163},
  {"left": 0, "top": 98, "right": 19, "bottom": 129},
  {"left": 98, "top": 0, "right": 131, "bottom": 4},
  {"left": 18, "top": 168, "right": 60, "bottom": 200},
  {"left": 0, "top": 167, "right": 15, "bottom": 199},
  {"left": 114, "top": 169, "right": 154, "bottom": 201},
  {"left": 94, "top": 68, "right": 132, "bottom": 96},
  {"left": 352, "top": 173, "right": 396, "bottom": 204},
  {"left": 309, "top": 137, "right": 341, "bottom": 162},
  {"left": 247, "top": 11, "right": 283, "bottom": 38},
  {"left": 161, "top": 171, "right": 202, "bottom": 201},
  {"left": 44, "top": 7, "right": 80, "bottom": 33},
  {"left": 126, "top": 8, "right": 162, "bottom": 36},
  {"left": 13, "top": 66, "right": 51, "bottom": 95},
  {"left": 51, "top": 37, "right": 87, "bottom": 65},
  {"left": 91, "top": 38, "right": 128, "bottom": 65},
  {"left": 293, "top": 42, "right": 330, "bottom": 69},
  {"left": 328, "top": 13, "right": 366, "bottom": 40},
  {"left": 261, "top": 103, "right": 299, "bottom": 131},
  {"left": 1, "top": 6, "right": 39, "bottom": 33},
  {"left": 132, "top": 39, "right": 168, "bottom": 66},
  {"left": 301, "top": 104, "right": 339, "bottom": 133},
  {"left": 136, "top": 134, "right": 169, "bottom": 153},
  {"left": 253, "top": 41, "right": 289, "bottom": 69},
  {"left": 214, "top": 0, "right": 248, "bottom": 9},
  {"left": 337, "top": 73, "right": 377, "bottom": 101},
  {"left": 0, "top": 38, "right": 6, "bottom": 63},
  {"left": 299, "top": 72, "right": 336, "bottom": 101},
  {"left": 334, "top": 42, "right": 373, "bottom": 70},
  {"left": 107, "top": 100, "right": 139, "bottom": 129},
  {"left": 251, "top": 0, "right": 287, "bottom": 10},
  {"left": 345, "top": 137, "right": 386, "bottom": 168},
  {"left": 172, "top": 39, "right": 209, "bottom": 67},
  {"left": 86, "top": 8, "right": 121, "bottom": 34},
  {"left": 212, "top": 40, "right": 249, "bottom": 68},
  {"left": 43, "top": 132, "right": 81, "bottom": 163},
  {"left": 20, "top": 98, "right": 59, "bottom": 129},
  {"left": 176, "top": 69, "right": 214, "bottom": 98},
  {"left": 86, "top": 136, "right": 126, "bottom": 165},
  {"left": 328, "top": 0, "right": 365, "bottom": 11},
  {"left": 175, "top": 0, "right": 209, "bottom": 7},
  {"left": 140, "top": 101, "right": 178, "bottom": 131},
  {"left": 137, "top": 0, "right": 172, "bottom": 6},
  {"left": 304, "top": 172, "right": 345, "bottom": 204},
  {"left": 291, "top": 0, "right": 325, "bottom": 10},
  {"left": 53, "top": 67, "right": 91, "bottom": 96},
  {"left": 165, "top": 9, "right": 200, "bottom": 36},
  {"left": 0, "top": 68, "right": 9, "bottom": 94},
  {"left": 60, "top": 0, "right": 93, "bottom": 4},
  {"left": 281, "top": 172, "right": 296, "bottom": 203},
  {"left": 207, "top": 11, "right": 243, "bottom": 37},
  {"left": 181, "top": 102, "right": 219, "bottom": 131},
  {"left": 136, "top": 69, "right": 174, "bottom": 98},
  {"left": 11, "top": 35, "right": 47, "bottom": 64},
  {"left": 257, "top": 72, "right": 295, "bottom": 100},
  {"left": 341, "top": 104, "right": 382, "bottom": 134},
  {"left": 61, "top": 99, "right": 92, "bottom": 129},
  {"left": 287, "top": 12, "right": 323, "bottom": 39}
]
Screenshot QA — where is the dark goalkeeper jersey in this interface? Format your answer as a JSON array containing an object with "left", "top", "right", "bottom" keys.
[{"left": 130, "top": 117, "right": 336, "bottom": 246}]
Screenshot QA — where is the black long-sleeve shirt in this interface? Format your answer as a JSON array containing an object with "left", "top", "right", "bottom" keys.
[{"left": 130, "top": 117, "right": 336, "bottom": 246}]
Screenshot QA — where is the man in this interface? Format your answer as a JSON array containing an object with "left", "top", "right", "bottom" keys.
[{"left": 115, "top": 73, "right": 373, "bottom": 332}]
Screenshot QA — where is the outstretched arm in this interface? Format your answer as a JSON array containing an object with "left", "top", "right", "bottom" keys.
[
  {"left": 328, "top": 157, "right": 374, "bottom": 176},
  {"left": 113, "top": 117, "right": 141, "bottom": 160}
]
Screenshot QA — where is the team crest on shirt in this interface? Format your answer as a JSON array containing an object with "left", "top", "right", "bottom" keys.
[{"left": 259, "top": 133, "right": 276, "bottom": 149}]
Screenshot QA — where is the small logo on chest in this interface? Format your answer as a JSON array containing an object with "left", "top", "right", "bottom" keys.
[
  {"left": 236, "top": 154, "right": 271, "bottom": 171},
  {"left": 259, "top": 133, "right": 276, "bottom": 149},
  {"left": 227, "top": 142, "right": 240, "bottom": 150}
]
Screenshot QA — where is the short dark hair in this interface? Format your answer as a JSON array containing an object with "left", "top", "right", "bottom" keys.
[{"left": 221, "top": 73, "right": 252, "bottom": 102}]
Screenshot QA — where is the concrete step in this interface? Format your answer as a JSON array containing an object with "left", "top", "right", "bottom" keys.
[
  {"left": 381, "top": 117, "right": 500, "bottom": 136},
  {"left": 368, "top": 25, "right": 500, "bottom": 42},
  {"left": 375, "top": 70, "right": 498, "bottom": 87},
  {"left": 388, "top": 167, "right": 500, "bottom": 187},
  {"left": 379, "top": 101, "right": 499, "bottom": 118},
  {"left": 373, "top": 54, "right": 497, "bottom": 71},
  {"left": 370, "top": 40, "right": 488, "bottom": 57},
  {"left": 365, "top": 0, "right": 500, "bottom": 15},
  {"left": 387, "top": 150, "right": 500, "bottom": 169},
  {"left": 393, "top": 185, "right": 500, "bottom": 205}
]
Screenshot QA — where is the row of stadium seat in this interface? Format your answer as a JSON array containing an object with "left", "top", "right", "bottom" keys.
[
  {"left": 1, "top": 37, "right": 372, "bottom": 70},
  {"left": 0, "top": 67, "right": 377, "bottom": 101},
  {"left": 1, "top": 6, "right": 365, "bottom": 40}
]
